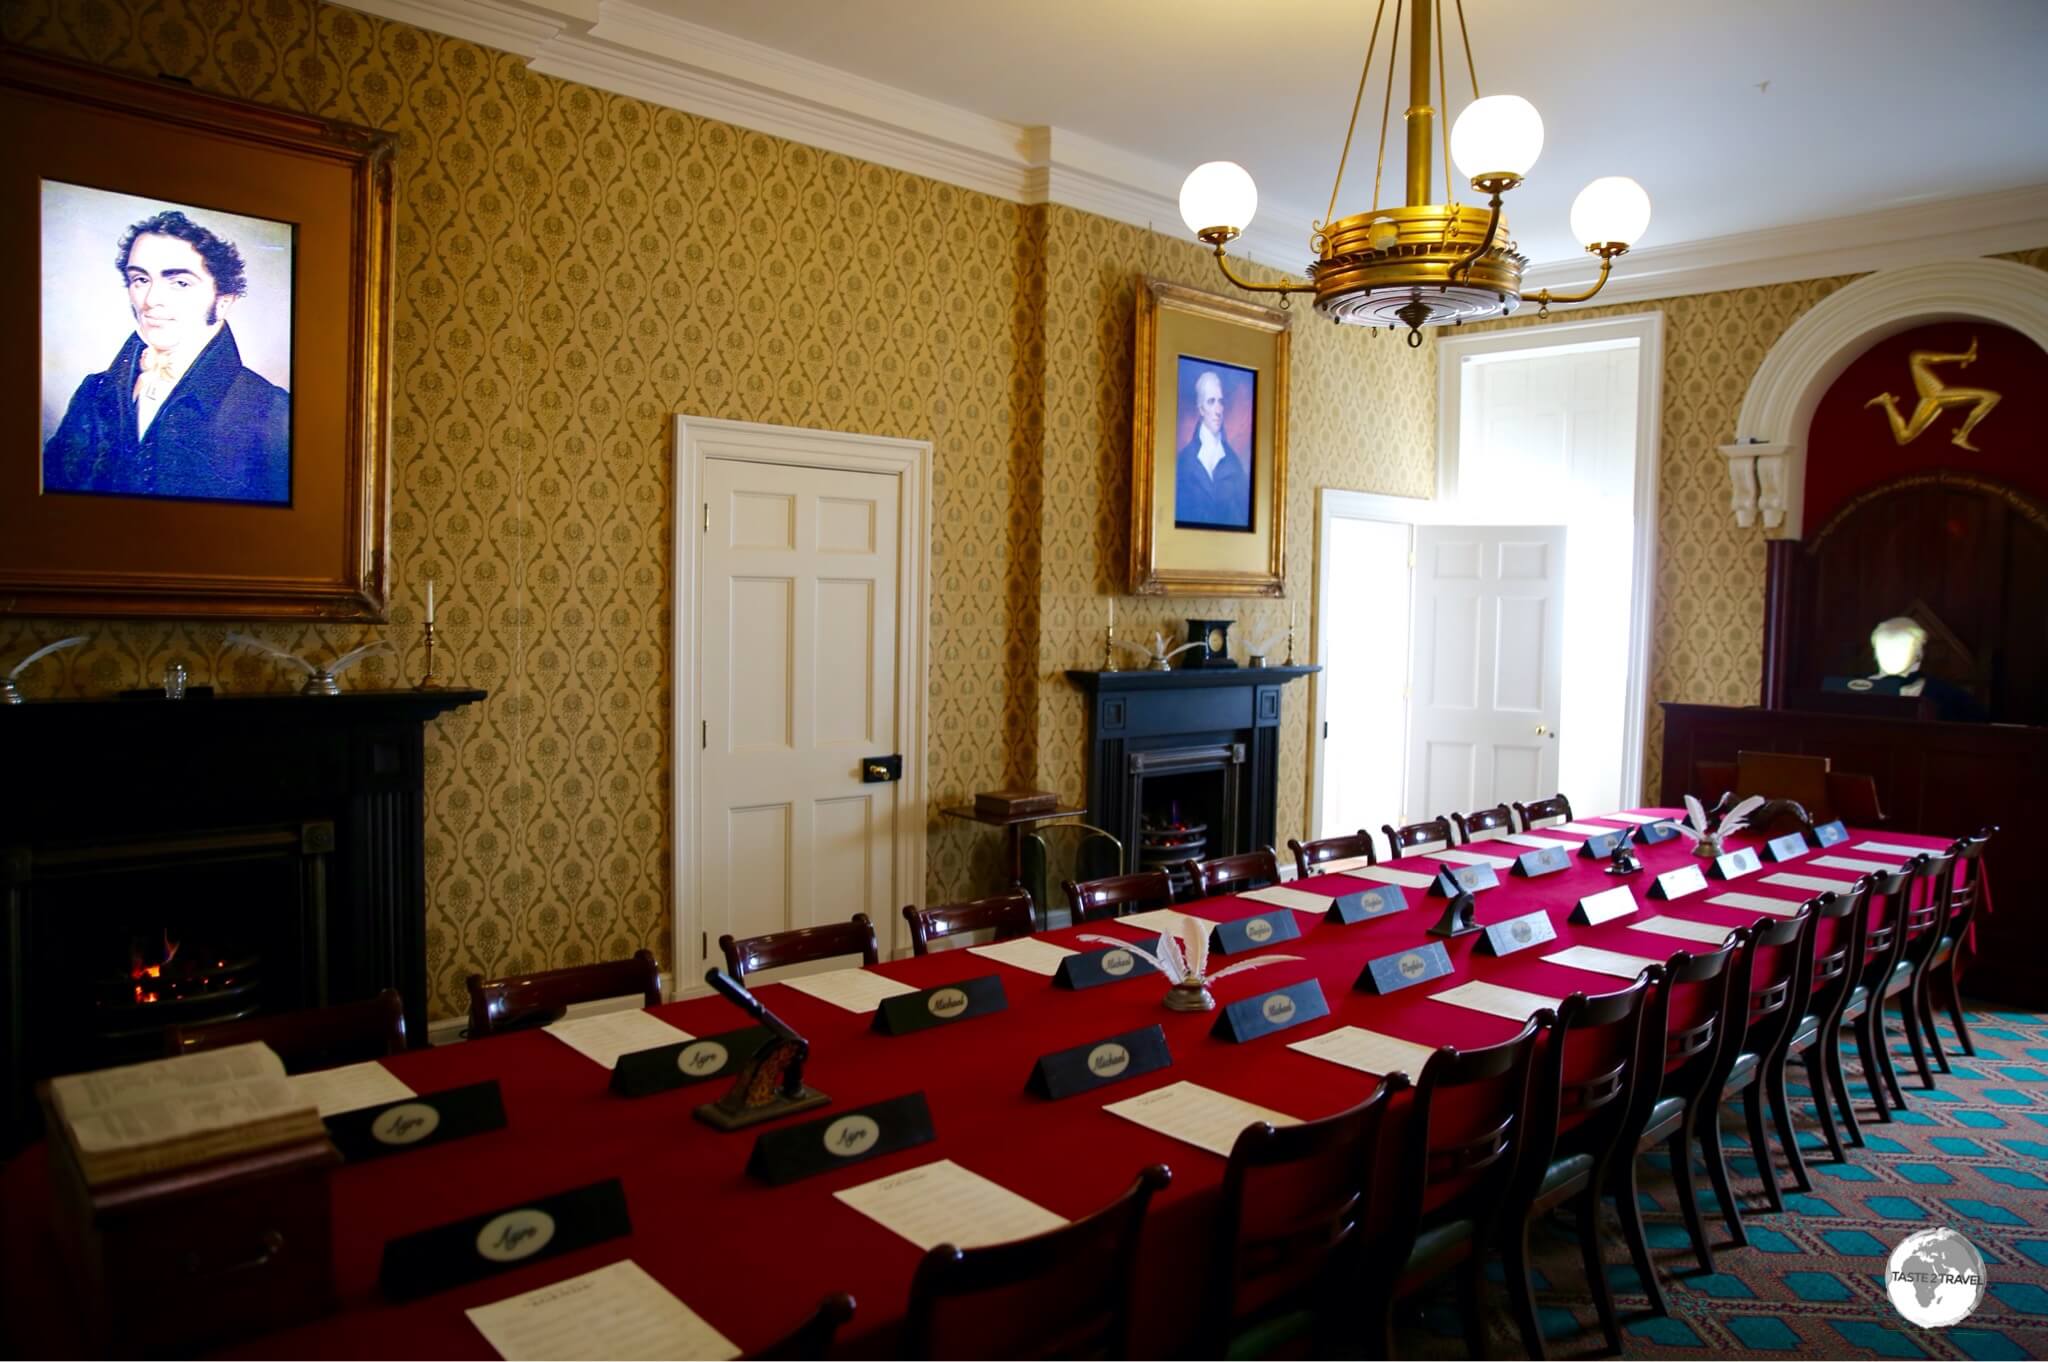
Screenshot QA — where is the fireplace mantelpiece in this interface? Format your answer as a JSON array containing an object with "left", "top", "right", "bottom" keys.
[
  {"left": 1, "top": 689, "right": 484, "bottom": 1143},
  {"left": 1065, "top": 668, "right": 1316, "bottom": 885}
]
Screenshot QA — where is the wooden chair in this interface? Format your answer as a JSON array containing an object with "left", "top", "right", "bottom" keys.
[
  {"left": 1208, "top": 1074, "right": 1408, "bottom": 1357},
  {"left": 1451, "top": 803, "right": 1516, "bottom": 844},
  {"left": 1363, "top": 1017, "right": 1546, "bottom": 1358},
  {"left": 1782, "top": 886, "right": 1870, "bottom": 1175},
  {"left": 1512, "top": 794, "right": 1573, "bottom": 830},
  {"left": 465, "top": 951, "right": 662, "bottom": 1039},
  {"left": 1381, "top": 816, "right": 1455, "bottom": 859},
  {"left": 1063, "top": 871, "right": 1175, "bottom": 926},
  {"left": 1191, "top": 848, "right": 1280, "bottom": 899},
  {"left": 1884, "top": 851, "right": 1956, "bottom": 1090},
  {"left": 1841, "top": 861, "right": 1922, "bottom": 1124},
  {"left": 1500, "top": 977, "right": 1653, "bottom": 1358},
  {"left": 902, "top": 891, "right": 1034, "bottom": 956},
  {"left": 167, "top": 988, "right": 407, "bottom": 1070},
  {"left": 1735, "top": 750, "right": 1832, "bottom": 821},
  {"left": 1704, "top": 909, "right": 1814, "bottom": 1226},
  {"left": 720, "top": 915, "right": 879, "bottom": 985},
  {"left": 1285, "top": 830, "right": 1376, "bottom": 879},
  {"left": 901, "top": 1164, "right": 1170, "bottom": 1359},
  {"left": 1918, "top": 827, "right": 1997, "bottom": 1065},
  {"left": 744, "top": 1293, "right": 855, "bottom": 1360}
]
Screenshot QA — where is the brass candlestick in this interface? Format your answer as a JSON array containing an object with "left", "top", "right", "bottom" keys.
[
  {"left": 415, "top": 619, "right": 442, "bottom": 690},
  {"left": 1103, "top": 623, "right": 1119, "bottom": 672}
]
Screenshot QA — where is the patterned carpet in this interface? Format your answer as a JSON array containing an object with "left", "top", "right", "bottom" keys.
[{"left": 1403, "top": 1003, "right": 2048, "bottom": 1359}]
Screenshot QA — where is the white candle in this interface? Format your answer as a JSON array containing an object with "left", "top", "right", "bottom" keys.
[
  {"left": 1108, "top": 597, "right": 1115, "bottom": 629},
  {"left": 427, "top": 579, "right": 435, "bottom": 624}
]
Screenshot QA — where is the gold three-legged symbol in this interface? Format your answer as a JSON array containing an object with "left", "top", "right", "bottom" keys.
[{"left": 1865, "top": 337, "right": 2001, "bottom": 453}]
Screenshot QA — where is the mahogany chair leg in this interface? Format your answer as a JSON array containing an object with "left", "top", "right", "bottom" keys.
[
  {"left": 1916, "top": 985, "right": 1951, "bottom": 1074},
  {"left": 1741, "top": 1083, "right": 1784, "bottom": 1213},
  {"left": 1823, "top": 1035, "right": 1865, "bottom": 1148},
  {"left": 1873, "top": 1016, "right": 1910, "bottom": 1109},
  {"left": 1609, "top": 1158, "right": 1669, "bottom": 1318},
  {"left": 1940, "top": 976, "right": 1977, "bottom": 1056},
  {"left": 1851, "top": 1016, "right": 1892, "bottom": 1123},
  {"left": 1574, "top": 1184, "right": 1623, "bottom": 1354},
  {"left": 1896, "top": 995, "right": 1938, "bottom": 1090},
  {"left": 1665, "top": 1125, "right": 1716, "bottom": 1275},
  {"left": 1502, "top": 1217, "right": 1546, "bottom": 1361},
  {"left": 1456, "top": 1255, "right": 1488, "bottom": 1359},
  {"left": 1767, "top": 1054, "right": 1814, "bottom": 1192},
  {"left": 1695, "top": 1110, "right": 1749, "bottom": 1249}
]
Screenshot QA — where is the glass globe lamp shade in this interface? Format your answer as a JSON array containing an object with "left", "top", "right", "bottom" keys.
[
  {"left": 1450, "top": 95, "right": 1544, "bottom": 182},
  {"left": 1570, "top": 176, "right": 1652, "bottom": 248},
  {"left": 1179, "top": 161, "right": 1259, "bottom": 238}
]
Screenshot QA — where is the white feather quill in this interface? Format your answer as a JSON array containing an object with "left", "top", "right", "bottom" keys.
[
  {"left": 1683, "top": 793, "right": 1708, "bottom": 833},
  {"left": 1717, "top": 794, "right": 1767, "bottom": 840},
  {"left": 1206, "top": 953, "right": 1306, "bottom": 982},
  {"left": 226, "top": 631, "right": 317, "bottom": 675},
  {"left": 5, "top": 634, "right": 86, "bottom": 682},
  {"left": 325, "top": 641, "right": 391, "bottom": 676}
]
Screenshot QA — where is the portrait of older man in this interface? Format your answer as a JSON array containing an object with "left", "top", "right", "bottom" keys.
[
  {"left": 43, "top": 206, "right": 291, "bottom": 504},
  {"left": 1173, "top": 359, "right": 1256, "bottom": 531}
]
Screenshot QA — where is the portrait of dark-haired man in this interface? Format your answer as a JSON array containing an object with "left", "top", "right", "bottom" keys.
[{"left": 42, "top": 203, "right": 291, "bottom": 505}]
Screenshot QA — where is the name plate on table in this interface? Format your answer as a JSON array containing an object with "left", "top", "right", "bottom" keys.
[
  {"left": 1512, "top": 846, "right": 1572, "bottom": 877},
  {"left": 1810, "top": 820, "right": 1849, "bottom": 848},
  {"left": 1330, "top": 886, "right": 1407, "bottom": 924},
  {"left": 747, "top": 1092, "right": 936, "bottom": 1186},
  {"left": 1765, "top": 832, "right": 1811, "bottom": 862},
  {"left": 380, "top": 1178, "right": 629, "bottom": 1302},
  {"left": 1210, "top": 910, "right": 1302, "bottom": 954},
  {"left": 1028, "top": 1025, "right": 1172, "bottom": 1100},
  {"left": 1649, "top": 865, "right": 1709, "bottom": 900},
  {"left": 611, "top": 1027, "right": 772, "bottom": 1098},
  {"left": 1212, "top": 980, "right": 1329, "bottom": 1043},
  {"left": 1054, "top": 943, "right": 1160, "bottom": 990},
  {"left": 1359, "top": 941, "right": 1456, "bottom": 995},
  {"left": 1480, "top": 909, "right": 1557, "bottom": 956},
  {"left": 328, "top": 1081, "right": 506, "bottom": 1162},
  {"left": 1430, "top": 864, "right": 1499, "bottom": 897},
  {"left": 1635, "top": 819, "right": 1681, "bottom": 845},
  {"left": 872, "top": 975, "right": 1007, "bottom": 1035},
  {"left": 1571, "top": 885, "right": 1641, "bottom": 926},
  {"left": 1580, "top": 829, "right": 1633, "bottom": 860},
  {"left": 1711, "top": 847, "right": 1763, "bottom": 880}
]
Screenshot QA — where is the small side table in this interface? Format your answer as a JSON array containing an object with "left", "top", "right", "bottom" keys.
[{"left": 940, "top": 804, "right": 1086, "bottom": 902}]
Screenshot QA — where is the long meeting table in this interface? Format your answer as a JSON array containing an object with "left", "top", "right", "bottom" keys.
[{"left": 0, "top": 811, "right": 1963, "bottom": 1358}]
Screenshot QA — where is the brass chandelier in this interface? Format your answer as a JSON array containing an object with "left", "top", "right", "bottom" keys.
[{"left": 1179, "top": 0, "right": 1650, "bottom": 345}]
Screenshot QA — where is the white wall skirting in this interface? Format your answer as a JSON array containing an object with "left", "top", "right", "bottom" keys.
[{"left": 1718, "top": 257, "right": 2048, "bottom": 538}]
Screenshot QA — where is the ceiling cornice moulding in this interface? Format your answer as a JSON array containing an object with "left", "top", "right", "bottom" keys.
[{"left": 334, "top": 0, "right": 2048, "bottom": 299}]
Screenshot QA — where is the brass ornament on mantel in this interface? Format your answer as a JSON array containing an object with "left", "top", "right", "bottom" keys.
[{"left": 1865, "top": 337, "right": 2002, "bottom": 452}]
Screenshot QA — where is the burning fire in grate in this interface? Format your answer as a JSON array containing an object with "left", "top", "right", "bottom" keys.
[{"left": 108, "top": 928, "right": 259, "bottom": 1013}]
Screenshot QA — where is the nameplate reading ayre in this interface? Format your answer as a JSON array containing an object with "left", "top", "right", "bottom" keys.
[
  {"left": 1580, "top": 830, "right": 1632, "bottom": 860},
  {"left": 1028, "top": 1025, "right": 1172, "bottom": 1100},
  {"left": 1430, "top": 864, "right": 1499, "bottom": 897},
  {"left": 1711, "top": 847, "right": 1763, "bottom": 880},
  {"left": 1480, "top": 909, "right": 1557, "bottom": 956},
  {"left": 1210, "top": 910, "right": 1302, "bottom": 954},
  {"left": 327, "top": 1080, "right": 506, "bottom": 1162},
  {"left": 610, "top": 1026, "right": 772, "bottom": 1098},
  {"left": 1359, "top": 941, "right": 1456, "bottom": 995},
  {"left": 1649, "top": 864, "right": 1709, "bottom": 900},
  {"left": 872, "top": 975, "right": 1007, "bottom": 1036},
  {"left": 1765, "top": 832, "right": 1811, "bottom": 862},
  {"left": 1634, "top": 819, "right": 1681, "bottom": 845},
  {"left": 1212, "top": 980, "right": 1329, "bottom": 1043},
  {"left": 746, "top": 1092, "right": 936, "bottom": 1186},
  {"left": 1512, "top": 846, "right": 1572, "bottom": 878},
  {"left": 1810, "top": 820, "right": 1850, "bottom": 848},
  {"left": 1329, "top": 885, "right": 1407, "bottom": 924},
  {"left": 378, "top": 1178, "right": 629, "bottom": 1302},
  {"left": 1571, "top": 885, "right": 1641, "bottom": 926},
  {"left": 1054, "top": 943, "right": 1161, "bottom": 990}
]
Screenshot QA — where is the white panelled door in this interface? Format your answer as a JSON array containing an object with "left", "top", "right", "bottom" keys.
[
  {"left": 1405, "top": 524, "right": 1567, "bottom": 818},
  {"left": 699, "top": 457, "right": 902, "bottom": 962}
]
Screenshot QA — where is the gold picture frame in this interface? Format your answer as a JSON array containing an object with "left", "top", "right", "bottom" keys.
[{"left": 1130, "top": 278, "right": 1289, "bottom": 597}]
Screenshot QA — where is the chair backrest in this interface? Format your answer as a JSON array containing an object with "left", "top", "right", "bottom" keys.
[
  {"left": 1802, "top": 885, "right": 1868, "bottom": 1030},
  {"left": 1451, "top": 803, "right": 1515, "bottom": 844},
  {"left": 1858, "top": 859, "right": 1924, "bottom": 991},
  {"left": 1192, "top": 848, "right": 1281, "bottom": 899},
  {"left": 1382, "top": 817, "right": 1455, "bottom": 859},
  {"left": 1725, "top": 908, "right": 1812, "bottom": 1072},
  {"left": 1945, "top": 826, "right": 1997, "bottom": 940},
  {"left": 744, "top": 1293, "right": 856, "bottom": 1361},
  {"left": 903, "top": 891, "right": 1035, "bottom": 956},
  {"left": 1022, "top": 822, "right": 1125, "bottom": 920},
  {"left": 465, "top": 951, "right": 662, "bottom": 1039},
  {"left": 720, "top": 915, "right": 879, "bottom": 984},
  {"left": 1388, "top": 1017, "right": 1545, "bottom": 1235},
  {"left": 1512, "top": 977, "right": 1652, "bottom": 1204},
  {"left": 1646, "top": 935, "right": 1745, "bottom": 1111},
  {"left": 902, "top": 1164, "right": 1171, "bottom": 1360},
  {"left": 1286, "top": 831, "right": 1376, "bottom": 878},
  {"left": 1209, "top": 1074, "right": 1407, "bottom": 1338},
  {"left": 1512, "top": 794, "right": 1574, "bottom": 829},
  {"left": 1735, "top": 750, "right": 1832, "bottom": 820},
  {"left": 167, "top": 988, "right": 407, "bottom": 1070},
  {"left": 1063, "top": 871, "right": 1175, "bottom": 925},
  {"left": 1900, "top": 850, "right": 1957, "bottom": 972}
]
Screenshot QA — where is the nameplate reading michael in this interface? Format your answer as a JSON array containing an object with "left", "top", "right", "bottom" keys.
[
  {"left": 872, "top": 975, "right": 1007, "bottom": 1035},
  {"left": 1028, "top": 1025, "right": 1172, "bottom": 1100}
]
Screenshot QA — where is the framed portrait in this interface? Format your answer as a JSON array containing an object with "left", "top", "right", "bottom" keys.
[
  {"left": 1130, "top": 279, "right": 1289, "bottom": 595},
  {"left": 0, "top": 49, "right": 395, "bottom": 619}
]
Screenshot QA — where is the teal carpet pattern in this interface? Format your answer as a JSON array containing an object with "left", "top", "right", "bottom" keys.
[{"left": 1404, "top": 1005, "right": 2048, "bottom": 1359}]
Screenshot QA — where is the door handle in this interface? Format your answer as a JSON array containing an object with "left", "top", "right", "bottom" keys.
[
  {"left": 1535, "top": 725, "right": 1556, "bottom": 739},
  {"left": 862, "top": 755, "right": 903, "bottom": 783}
]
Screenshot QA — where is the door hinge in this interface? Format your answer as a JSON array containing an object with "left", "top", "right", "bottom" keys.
[
  {"left": 702, "top": 502, "right": 709, "bottom": 532},
  {"left": 701, "top": 720, "right": 707, "bottom": 749},
  {"left": 1322, "top": 720, "right": 1329, "bottom": 739},
  {"left": 700, "top": 931, "right": 707, "bottom": 959}
]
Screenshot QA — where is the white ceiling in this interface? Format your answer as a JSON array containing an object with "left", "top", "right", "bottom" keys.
[{"left": 631, "top": 0, "right": 2048, "bottom": 268}]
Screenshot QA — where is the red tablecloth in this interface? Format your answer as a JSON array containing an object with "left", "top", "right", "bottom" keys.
[{"left": 0, "top": 813, "right": 1958, "bottom": 1359}]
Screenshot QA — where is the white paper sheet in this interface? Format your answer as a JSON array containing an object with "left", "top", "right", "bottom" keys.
[
  {"left": 1602, "top": 812, "right": 1667, "bottom": 824},
  {"left": 1116, "top": 908, "right": 1218, "bottom": 937},
  {"left": 1427, "top": 980, "right": 1564, "bottom": 1022},
  {"left": 1760, "top": 872, "right": 1858, "bottom": 893},
  {"left": 1499, "top": 832, "right": 1581, "bottom": 849},
  {"left": 1101, "top": 1081, "right": 1299, "bottom": 1158},
  {"left": 1852, "top": 841, "right": 1928, "bottom": 857},
  {"left": 967, "top": 937, "right": 1077, "bottom": 976},
  {"left": 1314, "top": 854, "right": 1378, "bottom": 874},
  {"left": 544, "top": 1010, "right": 694, "bottom": 1070},
  {"left": 1427, "top": 848, "right": 1516, "bottom": 869},
  {"left": 466, "top": 1259, "right": 738, "bottom": 1362},
  {"left": 289, "top": 1061, "right": 415, "bottom": 1117},
  {"left": 1626, "top": 916, "right": 1738, "bottom": 945},
  {"left": 1239, "top": 885, "right": 1334, "bottom": 914},
  {"left": 833, "top": 1159, "right": 1067, "bottom": 1251},
  {"left": 776, "top": 968, "right": 920, "bottom": 1015},
  {"left": 1812, "top": 854, "right": 1894, "bottom": 873},
  {"left": 1550, "top": 821, "right": 1613, "bottom": 835},
  {"left": 1707, "top": 892, "right": 1804, "bottom": 917},
  {"left": 1342, "top": 865, "right": 1436, "bottom": 889},
  {"left": 1541, "top": 945, "right": 1662, "bottom": 979},
  {"left": 1289, "top": 1026, "right": 1438, "bottom": 1079}
]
